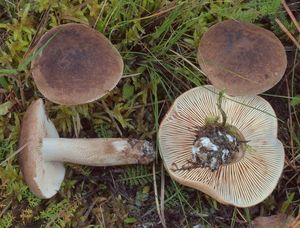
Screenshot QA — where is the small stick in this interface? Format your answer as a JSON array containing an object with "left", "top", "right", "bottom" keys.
[
  {"left": 0, "top": 200, "right": 12, "bottom": 218},
  {"left": 24, "top": 6, "right": 50, "bottom": 59},
  {"left": 275, "top": 18, "right": 300, "bottom": 50},
  {"left": 160, "top": 163, "right": 166, "bottom": 228},
  {"left": 171, "top": 161, "right": 203, "bottom": 172},
  {"left": 285, "top": 77, "right": 296, "bottom": 168},
  {"left": 0, "top": 143, "right": 28, "bottom": 166},
  {"left": 281, "top": 0, "right": 300, "bottom": 33},
  {"left": 153, "top": 163, "right": 167, "bottom": 228},
  {"left": 290, "top": 214, "right": 300, "bottom": 228}
]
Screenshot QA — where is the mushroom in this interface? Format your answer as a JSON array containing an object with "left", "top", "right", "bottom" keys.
[
  {"left": 197, "top": 20, "right": 287, "bottom": 96},
  {"left": 19, "top": 99, "right": 155, "bottom": 198},
  {"left": 31, "top": 23, "right": 123, "bottom": 105},
  {"left": 158, "top": 85, "right": 284, "bottom": 207}
]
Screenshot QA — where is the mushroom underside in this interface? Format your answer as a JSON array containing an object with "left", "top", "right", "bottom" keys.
[
  {"left": 18, "top": 99, "right": 65, "bottom": 198},
  {"left": 158, "top": 85, "right": 284, "bottom": 207}
]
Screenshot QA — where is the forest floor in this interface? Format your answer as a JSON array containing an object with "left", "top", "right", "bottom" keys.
[{"left": 0, "top": 0, "right": 299, "bottom": 227}]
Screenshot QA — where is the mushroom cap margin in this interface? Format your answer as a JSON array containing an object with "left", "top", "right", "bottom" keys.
[
  {"left": 18, "top": 99, "right": 65, "bottom": 198},
  {"left": 197, "top": 20, "right": 287, "bottom": 96},
  {"left": 158, "top": 85, "right": 285, "bottom": 207}
]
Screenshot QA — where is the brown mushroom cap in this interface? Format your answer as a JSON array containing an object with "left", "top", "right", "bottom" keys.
[
  {"left": 158, "top": 85, "right": 284, "bottom": 207},
  {"left": 197, "top": 20, "right": 287, "bottom": 96},
  {"left": 31, "top": 23, "right": 123, "bottom": 105},
  {"left": 18, "top": 99, "right": 65, "bottom": 198}
]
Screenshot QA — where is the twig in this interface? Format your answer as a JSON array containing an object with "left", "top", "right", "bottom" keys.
[
  {"left": 109, "top": 170, "right": 116, "bottom": 189},
  {"left": 275, "top": 18, "right": 300, "bottom": 50},
  {"left": 290, "top": 214, "right": 300, "bottom": 228},
  {"left": 152, "top": 163, "right": 167, "bottom": 228},
  {"left": 152, "top": 163, "right": 161, "bottom": 222},
  {"left": 24, "top": 6, "right": 50, "bottom": 59},
  {"left": 83, "top": 198, "right": 98, "bottom": 221},
  {"left": 99, "top": 204, "right": 106, "bottom": 228},
  {"left": 0, "top": 200, "right": 12, "bottom": 219},
  {"left": 236, "top": 208, "right": 247, "bottom": 223},
  {"left": 121, "top": 73, "right": 142, "bottom": 78},
  {"left": 123, "top": 100, "right": 167, "bottom": 110},
  {"left": 115, "top": 2, "right": 179, "bottom": 25},
  {"left": 0, "top": 143, "right": 28, "bottom": 166},
  {"left": 170, "top": 49, "right": 206, "bottom": 75},
  {"left": 281, "top": 0, "right": 300, "bottom": 33},
  {"left": 71, "top": 109, "right": 82, "bottom": 138},
  {"left": 285, "top": 77, "right": 296, "bottom": 168},
  {"left": 94, "top": 0, "right": 107, "bottom": 28},
  {"left": 160, "top": 163, "right": 166, "bottom": 227},
  {"left": 285, "top": 172, "right": 298, "bottom": 186}
]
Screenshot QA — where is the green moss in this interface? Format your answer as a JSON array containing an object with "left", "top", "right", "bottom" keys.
[
  {"left": 0, "top": 212, "right": 13, "bottom": 228},
  {"left": 0, "top": 0, "right": 298, "bottom": 226},
  {"left": 35, "top": 199, "right": 78, "bottom": 227}
]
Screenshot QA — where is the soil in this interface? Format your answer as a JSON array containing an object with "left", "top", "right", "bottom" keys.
[{"left": 192, "top": 123, "right": 243, "bottom": 171}]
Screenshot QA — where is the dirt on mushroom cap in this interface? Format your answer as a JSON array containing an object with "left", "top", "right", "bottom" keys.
[{"left": 158, "top": 85, "right": 285, "bottom": 207}]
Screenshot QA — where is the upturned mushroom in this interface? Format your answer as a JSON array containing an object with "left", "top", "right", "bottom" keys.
[
  {"left": 197, "top": 20, "right": 287, "bottom": 96},
  {"left": 31, "top": 23, "right": 123, "bottom": 105},
  {"left": 158, "top": 85, "right": 284, "bottom": 207},
  {"left": 19, "top": 99, "right": 155, "bottom": 198}
]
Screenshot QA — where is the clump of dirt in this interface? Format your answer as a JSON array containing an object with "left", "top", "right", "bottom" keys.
[{"left": 192, "top": 123, "right": 245, "bottom": 171}]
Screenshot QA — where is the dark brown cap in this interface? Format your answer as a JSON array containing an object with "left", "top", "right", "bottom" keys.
[
  {"left": 198, "top": 20, "right": 287, "bottom": 96},
  {"left": 18, "top": 99, "right": 65, "bottom": 198},
  {"left": 31, "top": 23, "right": 123, "bottom": 105}
]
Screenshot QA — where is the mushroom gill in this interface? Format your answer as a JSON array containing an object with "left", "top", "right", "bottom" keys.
[{"left": 158, "top": 85, "right": 284, "bottom": 207}]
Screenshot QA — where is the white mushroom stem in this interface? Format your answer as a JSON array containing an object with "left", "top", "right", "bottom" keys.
[{"left": 42, "top": 138, "right": 154, "bottom": 166}]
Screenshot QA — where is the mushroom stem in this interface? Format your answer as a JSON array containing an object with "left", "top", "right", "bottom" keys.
[{"left": 42, "top": 138, "right": 154, "bottom": 166}]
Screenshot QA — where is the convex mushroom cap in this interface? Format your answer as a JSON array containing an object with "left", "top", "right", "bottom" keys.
[
  {"left": 158, "top": 85, "right": 284, "bottom": 207},
  {"left": 19, "top": 99, "right": 154, "bottom": 198},
  {"left": 198, "top": 20, "right": 287, "bottom": 96},
  {"left": 31, "top": 23, "right": 123, "bottom": 105}
]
